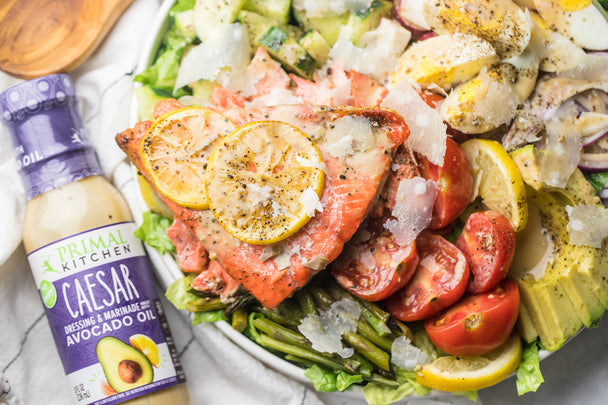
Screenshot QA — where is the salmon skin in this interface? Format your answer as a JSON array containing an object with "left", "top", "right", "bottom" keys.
[{"left": 116, "top": 102, "right": 409, "bottom": 308}]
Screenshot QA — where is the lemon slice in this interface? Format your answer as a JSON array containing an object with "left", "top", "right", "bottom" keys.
[
  {"left": 205, "top": 120, "right": 325, "bottom": 245},
  {"left": 461, "top": 139, "right": 528, "bottom": 231},
  {"left": 141, "top": 107, "right": 236, "bottom": 210},
  {"left": 417, "top": 334, "right": 522, "bottom": 392},
  {"left": 129, "top": 334, "right": 160, "bottom": 367}
]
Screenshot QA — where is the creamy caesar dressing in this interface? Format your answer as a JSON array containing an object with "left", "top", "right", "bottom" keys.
[{"left": 22, "top": 176, "right": 191, "bottom": 405}]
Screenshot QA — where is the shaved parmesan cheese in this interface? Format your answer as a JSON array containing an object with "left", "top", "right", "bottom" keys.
[
  {"left": 540, "top": 118, "right": 582, "bottom": 188},
  {"left": 299, "top": 187, "right": 324, "bottom": 217},
  {"left": 244, "top": 88, "right": 303, "bottom": 108},
  {"left": 296, "top": 155, "right": 329, "bottom": 176},
  {"left": 384, "top": 177, "right": 437, "bottom": 246},
  {"left": 329, "top": 19, "right": 411, "bottom": 82},
  {"left": 566, "top": 205, "right": 608, "bottom": 248},
  {"left": 298, "top": 298, "right": 361, "bottom": 358},
  {"left": 325, "top": 116, "right": 375, "bottom": 160},
  {"left": 293, "top": 0, "right": 373, "bottom": 18},
  {"left": 391, "top": 336, "right": 430, "bottom": 370},
  {"left": 174, "top": 24, "right": 249, "bottom": 93},
  {"left": 274, "top": 251, "right": 292, "bottom": 270},
  {"left": 326, "top": 135, "right": 355, "bottom": 160},
  {"left": 381, "top": 80, "right": 447, "bottom": 166}
]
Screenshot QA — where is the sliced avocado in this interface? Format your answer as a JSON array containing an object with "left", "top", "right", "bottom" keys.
[
  {"left": 256, "top": 26, "right": 315, "bottom": 78},
  {"left": 97, "top": 336, "right": 154, "bottom": 393},
  {"left": 509, "top": 146, "right": 608, "bottom": 349},
  {"left": 135, "top": 86, "right": 168, "bottom": 121},
  {"left": 517, "top": 299, "right": 539, "bottom": 343}
]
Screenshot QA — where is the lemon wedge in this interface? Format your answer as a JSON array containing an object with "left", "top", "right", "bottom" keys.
[
  {"left": 417, "top": 334, "right": 522, "bottom": 392},
  {"left": 141, "top": 107, "right": 236, "bottom": 210},
  {"left": 205, "top": 120, "right": 325, "bottom": 245},
  {"left": 461, "top": 139, "right": 528, "bottom": 232},
  {"left": 129, "top": 334, "right": 160, "bottom": 367}
]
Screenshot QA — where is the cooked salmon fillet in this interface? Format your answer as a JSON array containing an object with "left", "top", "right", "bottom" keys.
[{"left": 116, "top": 102, "right": 408, "bottom": 308}]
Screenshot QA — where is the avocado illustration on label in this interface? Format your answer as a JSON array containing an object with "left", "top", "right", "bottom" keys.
[{"left": 96, "top": 336, "right": 154, "bottom": 393}]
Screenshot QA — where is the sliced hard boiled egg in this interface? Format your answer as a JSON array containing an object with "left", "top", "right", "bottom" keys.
[
  {"left": 389, "top": 33, "right": 499, "bottom": 91},
  {"left": 533, "top": 0, "right": 608, "bottom": 50},
  {"left": 527, "top": 11, "right": 589, "bottom": 72},
  {"left": 423, "top": 0, "right": 532, "bottom": 58},
  {"left": 440, "top": 47, "right": 539, "bottom": 134}
]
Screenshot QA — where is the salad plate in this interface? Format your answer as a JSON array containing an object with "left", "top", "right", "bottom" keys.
[{"left": 123, "top": 0, "right": 608, "bottom": 403}]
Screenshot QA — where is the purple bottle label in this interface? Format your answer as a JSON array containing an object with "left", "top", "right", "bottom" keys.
[
  {"left": 28, "top": 222, "right": 186, "bottom": 404},
  {"left": 0, "top": 74, "right": 102, "bottom": 200}
]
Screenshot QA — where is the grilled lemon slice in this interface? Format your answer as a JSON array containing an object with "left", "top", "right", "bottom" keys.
[
  {"left": 140, "top": 107, "right": 236, "bottom": 210},
  {"left": 205, "top": 120, "right": 325, "bottom": 245}
]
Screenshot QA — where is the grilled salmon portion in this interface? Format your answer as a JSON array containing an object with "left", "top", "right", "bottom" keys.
[{"left": 116, "top": 102, "right": 409, "bottom": 308}]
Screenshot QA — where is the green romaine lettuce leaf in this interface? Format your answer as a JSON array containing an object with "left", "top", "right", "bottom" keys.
[
  {"left": 165, "top": 275, "right": 199, "bottom": 310},
  {"left": 134, "top": 211, "right": 175, "bottom": 254},
  {"left": 516, "top": 340, "right": 545, "bottom": 395},
  {"left": 192, "top": 309, "right": 227, "bottom": 325}
]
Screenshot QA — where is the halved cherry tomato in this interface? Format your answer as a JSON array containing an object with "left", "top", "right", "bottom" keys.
[
  {"left": 384, "top": 233, "right": 469, "bottom": 321},
  {"left": 418, "top": 89, "right": 444, "bottom": 110},
  {"left": 332, "top": 224, "right": 419, "bottom": 301},
  {"left": 456, "top": 210, "right": 516, "bottom": 294},
  {"left": 424, "top": 278, "right": 520, "bottom": 356},
  {"left": 419, "top": 137, "right": 474, "bottom": 229}
]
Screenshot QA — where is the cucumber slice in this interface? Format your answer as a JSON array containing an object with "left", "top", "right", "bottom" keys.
[
  {"left": 341, "top": 0, "right": 393, "bottom": 45},
  {"left": 257, "top": 27, "right": 315, "bottom": 78},
  {"left": 192, "top": 0, "right": 247, "bottom": 41},
  {"left": 299, "top": 30, "right": 331, "bottom": 65},
  {"left": 242, "top": 0, "right": 292, "bottom": 25}
]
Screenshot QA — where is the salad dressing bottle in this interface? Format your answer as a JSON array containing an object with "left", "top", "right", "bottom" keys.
[{"left": 0, "top": 74, "right": 191, "bottom": 405}]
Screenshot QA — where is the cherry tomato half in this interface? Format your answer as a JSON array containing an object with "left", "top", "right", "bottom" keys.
[
  {"left": 384, "top": 233, "right": 469, "bottom": 321},
  {"left": 332, "top": 225, "right": 419, "bottom": 301},
  {"left": 424, "top": 278, "right": 520, "bottom": 356},
  {"left": 419, "top": 138, "right": 474, "bottom": 229},
  {"left": 456, "top": 210, "right": 516, "bottom": 294}
]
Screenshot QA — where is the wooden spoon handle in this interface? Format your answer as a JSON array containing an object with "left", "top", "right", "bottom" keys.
[{"left": 0, "top": 0, "right": 136, "bottom": 79}]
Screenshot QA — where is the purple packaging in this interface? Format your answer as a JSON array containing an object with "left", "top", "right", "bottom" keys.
[
  {"left": 0, "top": 75, "right": 186, "bottom": 404},
  {"left": 0, "top": 74, "right": 102, "bottom": 200}
]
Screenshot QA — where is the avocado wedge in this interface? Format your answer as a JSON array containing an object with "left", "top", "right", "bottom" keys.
[{"left": 509, "top": 146, "right": 608, "bottom": 350}]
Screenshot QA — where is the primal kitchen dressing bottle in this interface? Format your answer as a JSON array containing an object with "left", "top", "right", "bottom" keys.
[{"left": 0, "top": 74, "right": 190, "bottom": 405}]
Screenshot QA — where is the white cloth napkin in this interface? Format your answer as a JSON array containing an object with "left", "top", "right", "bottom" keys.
[{"left": 0, "top": 2, "right": 476, "bottom": 405}]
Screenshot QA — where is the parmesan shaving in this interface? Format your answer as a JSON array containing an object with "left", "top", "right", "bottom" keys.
[
  {"left": 324, "top": 116, "right": 375, "bottom": 160},
  {"left": 245, "top": 88, "right": 303, "bottom": 108},
  {"left": 540, "top": 117, "right": 582, "bottom": 188},
  {"left": 566, "top": 205, "right": 608, "bottom": 248},
  {"left": 174, "top": 24, "right": 249, "bottom": 92},
  {"left": 298, "top": 298, "right": 361, "bottom": 358},
  {"left": 384, "top": 177, "right": 437, "bottom": 246},
  {"left": 391, "top": 336, "right": 430, "bottom": 370},
  {"left": 296, "top": 155, "right": 329, "bottom": 175},
  {"left": 381, "top": 80, "right": 447, "bottom": 166},
  {"left": 299, "top": 188, "right": 323, "bottom": 217},
  {"left": 329, "top": 19, "right": 411, "bottom": 82}
]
